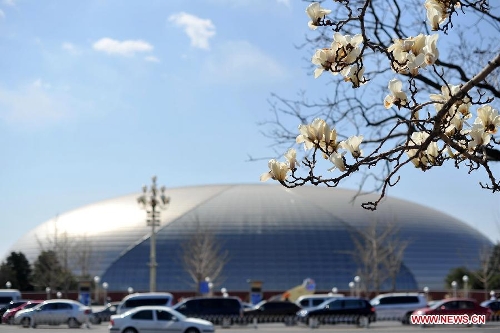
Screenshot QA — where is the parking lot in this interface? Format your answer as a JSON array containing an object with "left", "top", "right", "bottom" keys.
[{"left": 1, "top": 321, "right": 500, "bottom": 333}]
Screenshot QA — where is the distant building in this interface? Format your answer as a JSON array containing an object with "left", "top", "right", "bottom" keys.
[{"left": 4, "top": 184, "right": 493, "bottom": 293}]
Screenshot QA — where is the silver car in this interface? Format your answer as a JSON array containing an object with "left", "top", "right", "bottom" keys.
[
  {"left": 109, "top": 306, "right": 215, "bottom": 333},
  {"left": 14, "top": 299, "right": 91, "bottom": 328}
]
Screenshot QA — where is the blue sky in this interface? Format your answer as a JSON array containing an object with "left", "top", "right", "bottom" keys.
[{"left": 0, "top": 0, "right": 499, "bottom": 260}]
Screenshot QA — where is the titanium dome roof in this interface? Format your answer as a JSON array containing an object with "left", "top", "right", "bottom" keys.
[{"left": 6, "top": 184, "right": 492, "bottom": 292}]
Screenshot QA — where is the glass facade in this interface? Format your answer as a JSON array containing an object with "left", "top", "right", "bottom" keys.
[{"left": 4, "top": 184, "right": 493, "bottom": 293}]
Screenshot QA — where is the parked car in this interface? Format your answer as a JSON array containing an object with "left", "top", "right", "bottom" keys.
[
  {"left": 295, "top": 294, "right": 344, "bottom": 309},
  {"left": 173, "top": 296, "right": 243, "bottom": 326},
  {"left": 90, "top": 301, "right": 120, "bottom": 324},
  {"left": 370, "top": 292, "right": 428, "bottom": 324},
  {"left": 412, "top": 298, "right": 492, "bottom": 326},
  {"left": 117, "top": 292, "right": 174, "bottom": 314},
  {"left": 0, "top": 300, "right": 29, "bottom": 321},
  {"left": 109, "top": 305, "right": 214, "bottom": 333},
  {"left": 244, "top": 300, "right": 301, "bottom": 325},
  {"left": 13, "top": 299, "right": 92, "bottom": 328},
  {"left": 480, "top": 299, "right": 500, "bottom": 318},
  {"left": 296, "top": 297, "right": 376, "bottom": 328},
  {"left": 2, "top": 300, "right": 43, "bottom": 324}
]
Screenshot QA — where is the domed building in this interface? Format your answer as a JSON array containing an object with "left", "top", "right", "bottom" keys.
[{"left": 5, "top": 184, "right": 492, "bottom": 293}]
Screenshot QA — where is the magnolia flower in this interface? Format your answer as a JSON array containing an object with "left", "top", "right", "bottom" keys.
[
  {"left": 328, "top": 151, "right": 347, "bottom": 172},
  {"left": 384, "top": 79, "right": 408, "bottom": 109},
  {"left": 341, "top": 135, "right": 364, "bottom": 158},
  {"left": 424, "top": 0, "right": 448, "bottom": 31},
  {"left": 305, "top": 2, "right": 331, "bottom": 30},
  {"left": 296, "top": 118, "right": 328, "bottom": 150},
  {"left": 311, "top": 48, "right": 336, "bottom": 78},
  {"left": 406, "top": 131, "right": 440, "bottom": 169},
  {"left": 467, "top": 123, "right": 491, "bottom": 150},
  {"left": 342, "top": 65, "right": 366, "bottom": 88},
  {"left": 475, "top": 105, "right": 500, "bottom": 134},
  {"left": 423, "top": 34, "right": 439, "bottom": 65},
  {"left": 284, "top": 148, "right": 299, "bottom": 170},
  {"left": 260, "top": 159, "right": 290, "bottom": 182}
]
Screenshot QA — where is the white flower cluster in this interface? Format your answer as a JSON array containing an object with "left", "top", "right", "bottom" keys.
[
  {"left": 406, "top": 85, "right": 500, "bottom": 169},
  {"left": 388, "top": 34, "right": 439, "bottom": 76},
  {"left": 261, "top": 119, "right": 364, "bottom": 182},
  {"left": 311, "top": 33, "right": 365, "bottom": 87}
]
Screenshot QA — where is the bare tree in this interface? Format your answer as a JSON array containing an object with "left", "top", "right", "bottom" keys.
[
  {"left": 349, "top": 221, "right": 409, "bottom": 295},
  {"left": 259, "top": 0, "right": 500, "bottom": 210},
  {"left": 36, "top": 216, "right": 97, "bottom": 294},
  {"left": 180, "top": 221, "right": 229, "bottom": 294},
  {"left": 472, "top": 246, "right": 499, "bottom": 300}
]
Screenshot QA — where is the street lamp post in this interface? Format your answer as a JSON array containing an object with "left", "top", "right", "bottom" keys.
[
  {"left": 349, "top": 282, "right": 355, "bottom": 296},
  {"left": 451, "top": 281, "right": 457, "bottom": 297},
  {"left": 94, "top": 276, "right": 100, "bottom": 304},
  {"left": 423, "top": 286, "right": 429, "bottom": 301},
  {"left": 462, "top": 275, "right": 469, "bottom": 298},
  {"left": 5, "top": 281, "right": 11, "bottom": 289},
  {"left": 102, "top": 282, "right": 109, "bottom": 305},
  {"left": 46, "top": 287, "right": 51, "bottom": 300},
  {"left": 354, "top": 276, "right": 361, "bottom": 297},
  {"left": 137, "top": 176, "right": 170, "bottom": 292}
]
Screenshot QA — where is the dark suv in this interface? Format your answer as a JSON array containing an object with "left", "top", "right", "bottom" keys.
[
  {"left": 296, "top": 297, "right": 376, "bottom": 328},
  {"left": 173, "top": 296, "right": 243, "bottom": 326}
]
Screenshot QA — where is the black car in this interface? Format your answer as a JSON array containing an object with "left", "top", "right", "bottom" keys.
[
  {"left": 243, "top": 300, "right": 301, "bottom": 325},
  {"left": 173, "top": 296, "right": 243, "bottom": 326},
  {"left": 90, "top": 301, "right": 120, "bottom": 324},
  {"left": 296, "top": 297, "right": 376, "bottom": 328}
]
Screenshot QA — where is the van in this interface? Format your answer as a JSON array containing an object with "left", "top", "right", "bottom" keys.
[
  {"left": 116, "top": 292, "right": 174, "bottom": 314},
  {"left": 0, "top": 289, "right": 22, "bottom": 308},
  {"left": 370, "top": 292, "right": 428, "bottom": 324},
  {"left": 295, "top": 293, "right": 345, "bottom": 308}
]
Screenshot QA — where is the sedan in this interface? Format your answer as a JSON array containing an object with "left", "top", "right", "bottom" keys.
[
  {"left": 14, "top": 299, "right": 92, "bottom": 328},
  {"left": 109, "top": 306, "right": 215, "bottom": 333},
  {"left": 412, "top": 298, "right": 492, "bottom": 326}
]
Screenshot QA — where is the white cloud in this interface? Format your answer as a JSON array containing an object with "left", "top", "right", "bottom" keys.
[
  {"left": 168, "top": 12, "right": 216, "bottom": 50},
  {"left": 62, "top": 42, "right": 81, "bottom": 55},
  {"left": 2, "top": 0, "right": 15, "bottom": 7},
  {"left": 144, "top": 56, "right": 160, "bottom": 63},
  {"left": 0, "top": 9, "right": 5, "bottom": 18},
  {"left": 203, "top": 40, "right": 287, "bottom": 84},
  {"left": 93, "top": 38, "right": 154, "bottom": 56}
]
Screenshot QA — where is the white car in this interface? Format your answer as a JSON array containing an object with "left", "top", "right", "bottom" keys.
[
  {"left": 14, "top": 299, "right": 91, "bottom": 328},
  {"left": 109, "top": 306, "right": 215, "bottom": 333}
]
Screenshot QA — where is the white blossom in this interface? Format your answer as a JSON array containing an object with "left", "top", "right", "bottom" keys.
[
  {"left": 341, "top": 135, "right": 364, "bottom": 158},
  {"left": 328, "top": 151, "right": 347, "bottom": 172},
  {"left": 260, "top": 159, "right": 290, "bottom": 182},
  {"left": 475, "top": 105, "right": 500, "bottom": 134},
  {"left": 284, "top": 148, "right": 299, "bottom": 170},
  {"left": 305, "top": 2, "right": 331, "bottom": 30},
  {"left": 384, "top": 79, "right": 408, "bottom": 109}
]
